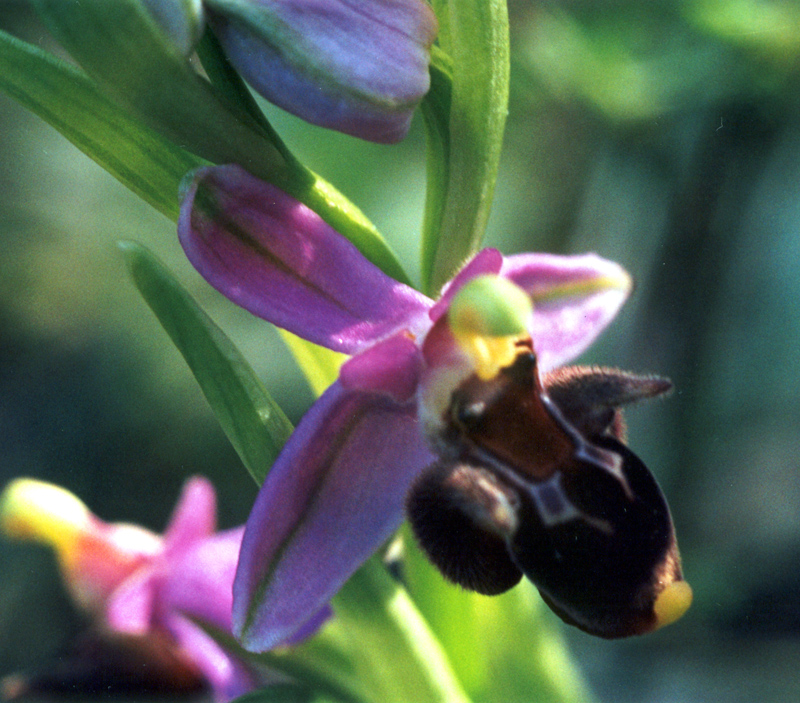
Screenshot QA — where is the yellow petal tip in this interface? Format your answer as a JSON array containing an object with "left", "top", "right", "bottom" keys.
[{"left": 0, "top": 478, "right": 90, "bottom": 549}]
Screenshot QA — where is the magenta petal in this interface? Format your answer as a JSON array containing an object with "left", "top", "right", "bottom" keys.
[
  {"left": 339, "top": 332, "right": 423, "bottom": 402},
  {"left": 106, "top": 566, "right": 157, "bottom": 634},
  {"left": 179, "top": 166, "right": 433, "bottom": 354},
  {"left": 163, "top": 476, "right": 217, "bottom": 552},
  {"left": 166, "top": 613, "right": 257, "bottom": 702},
  {"left": 501, "top": 253, "right": 632, "bottom": 372},
  {"left": 232, "top": 382, "right": 433, "bottom": 651},
  {"left": 164, "top": 527, "right": 244, "bottom": 632},
  {"left": 429, "top": 248, "right": 504, "bottom": 323}
]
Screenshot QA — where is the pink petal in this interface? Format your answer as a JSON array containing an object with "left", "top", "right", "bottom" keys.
[
  {"left": 339, "top": 332, "right": 423, "bottom": 402},
  {"left": 106, "top": 566, "right": 158, "bottom": 635},
  {"left": 164, "top": 527, "right": 244, "bottom": 633},
  {"left": 501, "top": 253, "right": 632, "bottom": 372},
  {"left": 163, "top": 476, "right": 217, "bottom": 553},
  {"left": 166, "top": 613, "right": 257, "bottom": 702}
]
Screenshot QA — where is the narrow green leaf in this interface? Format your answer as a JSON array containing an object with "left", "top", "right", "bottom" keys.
[
  {"left": 420, "top": 48, "right": 453, "bottom": 296},
  {"left": 28, "top": 0, "right": 410, "bottom": 285},
  {"left": 212, "top": 557, "right": 471, "bottom": 703},
  {"left": 30, "top": 0, "right": 288, "bottom": 180},
  {"left": 423, "top": 0, "right": 511, "bottom": 294},
  {"left": 277, "top": 331, "right": 346, "bottom": 398},
  {"left": 0, "top": 29, "right": 203, "bottom": 220},
  {"left": 120, "top": 241, "right": 293, "bottom": 485},
  {"left": 401, "top": 526, "right": 593, "bottom": 703},
  {"left": 429, "top": 0, "right": 452, "bottom": 48},
  {"left": 230, "top": 684, "right": 333, "bottom": 703},
  {"left": 328, "top": 557, "right": 470, "bottom": 703},
  {"left": 195, "top": 27, "right": 296, "bottom": 165}
]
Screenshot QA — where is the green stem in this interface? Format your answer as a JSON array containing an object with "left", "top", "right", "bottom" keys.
[
  {"left": 287, "top": 557, "right": 472, "bottom": 703},
  {"left": 402, "top": 525, "right": 593, "bottom": 703},
  {"left": 422, "top": 0, "right": 510, "bottom": 294}
]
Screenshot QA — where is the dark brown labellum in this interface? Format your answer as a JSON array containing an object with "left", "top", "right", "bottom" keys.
[{"left": 407, "top": 346, "right": 688, "bottom": 638}]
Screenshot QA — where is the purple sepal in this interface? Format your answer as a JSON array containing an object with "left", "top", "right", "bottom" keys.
[
  {"left": 232, "top": 381, "right": 433, "bottom": 651},
  {"left": 179, "top": 165, "right": 432, "bottom": 354}
]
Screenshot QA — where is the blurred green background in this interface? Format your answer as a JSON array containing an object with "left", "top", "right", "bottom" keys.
[{"left": 3, "top": 0, "right": 800, "bottom": 700}]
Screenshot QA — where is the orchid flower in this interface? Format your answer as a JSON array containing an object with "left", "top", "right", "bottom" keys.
[
  {"left": 0, "top": 475, "right": 329, "bottom": 701},
  {"left": 178, "top": 164, "right": 689, "bottom": 652},
  {"left": 145, "top": 0, "right": 438, "bottom": 143}
]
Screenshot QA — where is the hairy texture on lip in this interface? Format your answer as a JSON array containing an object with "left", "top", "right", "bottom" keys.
[{"left": 407, "top": 461, "right": 523, "bottom": 596}]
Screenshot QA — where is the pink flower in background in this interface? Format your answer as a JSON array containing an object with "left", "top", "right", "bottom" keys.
[{"left": 0, "top": 475, "right": 329, "bottom": 701}]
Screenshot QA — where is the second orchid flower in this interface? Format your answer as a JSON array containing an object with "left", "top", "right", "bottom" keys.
[{"left": 0, "top": 475, "right": 330, "bottom": 701}]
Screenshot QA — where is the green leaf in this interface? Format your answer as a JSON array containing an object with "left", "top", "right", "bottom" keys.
[
  {"left": 120, "top": 241, "right": 293, "bottom": 485},
  {"left": 230, "top": 684, "right": 334, "bottom": 703},
  {"left": 419, "top": 48, "right": 453, "bottom": 296},
  {"left": 327, "top": 557, "right": 470, "bottom": 703},
  {"left": 30, "top": 0, "right": 288, "bottom": 180},
  {"left": 195, "top": 27, "right": 295, "bottom": 163},
  {"left": 278, "top": 331, "right": 346, "bottom": 398},
  {"left": 27, "top": 0, "right": 410, "bottom": 285},
  {"left": 0, "top": 29, "right": 203, "bottom": 220},
  {"left": 401, "top": 525, "right": 593, "bottom": 703},
  {"left": 212, "top": 557, "right": 471, "bottom": 703},
  {"left": 422, "top": 0, "right": 510, "bottom": 294}
]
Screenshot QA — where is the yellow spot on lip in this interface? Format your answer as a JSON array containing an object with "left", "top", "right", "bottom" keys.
[{"left": 654, "top": 580, "right": 693, "bottom": 630}]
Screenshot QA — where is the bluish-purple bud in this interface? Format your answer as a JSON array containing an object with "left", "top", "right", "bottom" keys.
[{"left": 204, "top": 0, "right": 438, "bottom": 143}]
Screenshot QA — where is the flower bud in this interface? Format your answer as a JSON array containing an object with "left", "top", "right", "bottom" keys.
[
  {"left": 0, "top": 478, "right": 160, "bottom": 613},
  {"left": 204, "top": 0, "right": 437, "bottom": 142}
]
